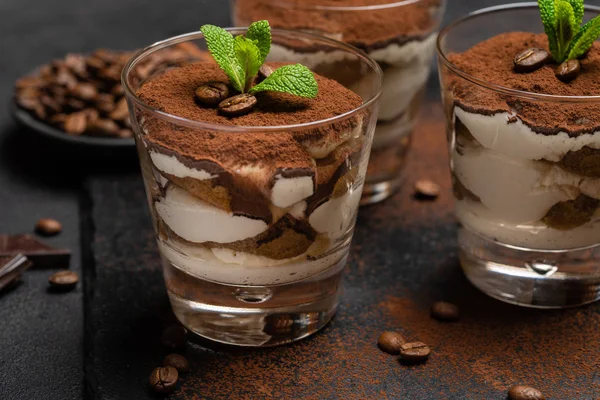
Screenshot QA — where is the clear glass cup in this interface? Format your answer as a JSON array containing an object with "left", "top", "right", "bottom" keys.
[
  {"left": 231, "top": 0, "right": 446, "bottom": 205},
  {"left": 122, "top": 29, "right": 382, "bottom": 346},
  {"left": 438, "top": 4, "right": 600, "bottom": 308}
]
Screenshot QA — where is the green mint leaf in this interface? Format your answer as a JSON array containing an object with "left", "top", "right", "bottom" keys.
[
  {"left": 234, "top": 35, "right": 262, "bottom": 91},
  {"left": 554, "top": 0, "right": 579, "bottom": 61},
  {"left": 567, "top": 15, "right": 600, "bottom": 59},
  {"left": 564, "top": 0, "right": 584, "bottom": 25},
  {"left": 538, "top": 0, "right": 559, "bottom": 59},
  {"left": 249, "top": 64, "right": 318, "bottom": 98},
  {"left": 200, "top": 24, "right": 245, "bottom": 92},
  {"left": 246, "top": 20, "right": 271, "bottom": 65}
]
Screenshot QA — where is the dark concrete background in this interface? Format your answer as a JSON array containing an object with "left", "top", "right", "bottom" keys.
[{"left": 1, "top": 1, "right": 599, "bottom": 399}]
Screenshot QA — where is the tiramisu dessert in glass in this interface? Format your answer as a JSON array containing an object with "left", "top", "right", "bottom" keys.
[
  {"left": 231, "top": 0, "right": 445, "bottom": 204},
  {"left": 123, "top": 21, "right": 382, "bottom": 345},
  {"left": 438, "top": 2, "right": 600, "bottom": 307}
]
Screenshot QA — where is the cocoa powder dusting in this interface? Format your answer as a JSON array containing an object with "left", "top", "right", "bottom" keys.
[
  {"left": 235, "top": 0, "right": 442, "bottom": 50},
  {"left": 137, "top": 61, "right": 363, "bottom": 171},
  {"left": 448, "top": 32, "right": 600, "bottom": 135}
]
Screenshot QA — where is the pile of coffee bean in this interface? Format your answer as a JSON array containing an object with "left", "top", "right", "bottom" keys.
[
  {"left": 15, "top": 44, "right": 207, "bottom": 139},
  {"left": 377, "top": 331, "right": 431, "bottom": 364}
]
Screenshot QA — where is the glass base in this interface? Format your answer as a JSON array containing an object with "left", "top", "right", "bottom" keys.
[
  {"left": 163, "top": 257, "right": 345, "bottom": 347},
  {"left": 459, "top": 227, "right": 600, "bottom": 308}
]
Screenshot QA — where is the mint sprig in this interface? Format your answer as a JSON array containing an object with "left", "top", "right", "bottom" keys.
[
  {"left": 538, "top": 0, "right": 600, "bottom": 62},
  {"left": 249, "top": 64, "right": 319, "bottom": 98},
  {"left": 200, "top": 20, "right": 318, "bottom": 99}
]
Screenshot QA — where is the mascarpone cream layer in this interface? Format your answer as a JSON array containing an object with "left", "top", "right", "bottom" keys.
[
  {"left": 455, "top": 107, "right": 600, "bottom": 162},
  {"left": 457, "top": 199, "right": 600, "bottom": 250},
  {"left": 158, "top": 238, "right": 348, "bottom": 285},
  {"left": 155, "top": 185, "right": 269, "bottom": 243}
]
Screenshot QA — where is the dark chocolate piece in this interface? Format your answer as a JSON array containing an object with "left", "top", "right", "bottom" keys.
[{"left": 0, "top": 234, "right": 71, "bottom": 269}]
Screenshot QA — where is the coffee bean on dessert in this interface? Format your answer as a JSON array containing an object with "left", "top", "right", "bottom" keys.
[
  {"left": 218, "top": 93, "right": 257, "bottom": 117},
  {"left": 507, "top": 385, "right": 546, "bottom": 400},
  {"left": 35, "top": 218, "right": 62, "bottom": 236},
  {"left": 556, "top": 59, "right": 581, "bottom": 82},
  {"left": 513, "top": 48, "right": 550, "bottom": 73},
  {"left": 161, "top": 325, "right": 188, "bottom": 351},
  {"left": 195, "top": 82, "right": 229, "bottom": 106},
  {"left": 149, "top": 366, "right": 179, "bottom": 394},
  {"left": 48, "top": 270, "right": 79, "bottom": 291},
  {"left": 163, "top": 354, "right": 189, "bottom": 373},
  {"left": 431, "top": 301, "right": 460, "bottom": 322},
  {"left": 259, "top": 64, "right": 274, "bottom": 80},
  {"left": 399, "top": 342, "right": 431, "bottom": 363},
  {"left": 64, "top": 112, "right": 88, "bottom": 135},
  {"left": 377, "top": 331, "right": 407, "bottom": 355},
  {"left": 414, "top": 179, "right": 440, "bottom": 199}
]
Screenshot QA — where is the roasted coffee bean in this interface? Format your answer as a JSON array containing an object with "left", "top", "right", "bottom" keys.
[
  {"left": 35, "top": 218, "right": 62, "bottom": 236},
  {"left": 88, "top": 119, "right": 120, "bottom": 136},
  {"left": 55, "top": 69, "right": 78, "bottom": 89},
  {"left": 33, "top": 105, "right": 47, "bottom": 120},
  {"left": 218, "top": 93, "right": 257, "bottom": 117},
  {"left": 513, "top": 48, "right": 550, "bottom": 73},
  {"left": 556, "top": 59, "right": 581, "bottom": 82},
  {"left": 195, "top": 82, "right": 229, "bottom": 106},
  {"left": 163, "top": 354, "right": 189, "bottom": 373},
  {"left": 377, "top": 331, "right": 406, "bottom": 355},
  {"left": 16, "top": 94, "right": 40, "bottom": 111},
  {"left": 259, "top": 64, "right": 274, "bottom": 80},
  {"left": 17, "top": 87, "right": 41, "bottom": 101},
  {"left": 117, "top": 129, "right": 134, "bottom": 138},
  {"left": 48, "top": 270, "right": 79, "bottom": 291},
  {"left": 15, "top": 76, "right": 45, "bottom": 90},
  {"left": 64, "top": 112, "right": 87, "bottom": 135},
  {"left": 161, "top": 325, "right": 188, "bottom": 351},
  {"left": 99, "top": 66, "right": 122, "bottom": 83},
  {"left": 431, "top": 301, "right": 460, "bottom": 322},
  {"left": 414, "top": 179, "right": 440, "bottom": 200},
  {"left": 109, "top": 97, "right": 129, "bottom": 120},
  {"left": 95, "top": 93, "right": 115, "bottom": 114},
  {"left": 111, "top": 84, "right": 124, "bottom": 97},
  {"left": 399, "top": 342, "right": 430, "bottom": 363},
  {"left": 149, "top": 366, "right": 178, "bottom": 394},
  {"left": 85, "top": 56, "right": 106, "bottom": 72},
  {"left": 49, "top": 113, "right": 68, "bottom": 126},
  {"left": 507, "top": 385, "right": 546, "bottom": 400},
  {"left": 67, "top": 98, "right": 86, "bottom": 111},
  {"left": 40, "top": 95, "right": 62, "bottom": 114},
  {"left": 83, "top": 108, "right": 100, "bottom": 124},
  {"left": 71, "top": 83, "right": 97, "bottom": 101}
]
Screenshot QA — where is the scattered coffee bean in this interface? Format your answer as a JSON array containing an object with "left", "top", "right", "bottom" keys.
[
  {"left": 513, "top": 48, "right": 550, "bottom": 73},
  {"left": 64, "top": 112, "right": 87, "bottom": 135},
  {"left": 431, "top": 301, "right": 460, "bottom": 322},
  {"left": 414, "top": 179, "right": 440, "bottom": 200},
  {"left": 399, "top": 342, "right": 430, "bottom": 363},
  {"left": 161, "top": 325, "right": 188, "bottom": 351},
  {"left": 556, "top": 59, "right": 581, "bottom": 82},
  {"left": 259, "top": 64, "right": 274, "bottom": 80},
  {"left": 377, "top": 331, "right": 406, "bottom": 355},
  {"left": 48, "top": 270, "right": 79, "bottom": 291},
  {"left": 35, "top": 218, "right": 63, "bottom": 236},
  {"left": 218, "top": 93, "right": 257, "bottom": 117},
  {"left": 163, "top": 354, "right": 190, "bottom": 373},
  {"left": 507, "top": 385, "right": 546, "bottom": 400},
  {"left": 195, "top": 82, "right": 229, "bottom": 106},
  {"left": 149, "top": 366, "right": 179, "bottom": 394}
]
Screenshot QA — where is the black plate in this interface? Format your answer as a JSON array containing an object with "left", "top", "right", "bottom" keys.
[{"left": 11, "top": 102, "right": 135, "bottom": 148}]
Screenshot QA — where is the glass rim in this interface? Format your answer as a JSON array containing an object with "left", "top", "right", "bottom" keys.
[
  {"left": 436, "top": 2, "right": 600, "bottom": 103},
  {"left": 274, "top": 0, "right": 431, "bottom": 11},
  {"left": 122, "top": 28, "right": 383, "bottom": 132}
]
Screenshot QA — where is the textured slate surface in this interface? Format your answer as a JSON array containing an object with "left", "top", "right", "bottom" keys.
[{"left": 2, "top": 0, "right": 600, "bottom": 399}]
